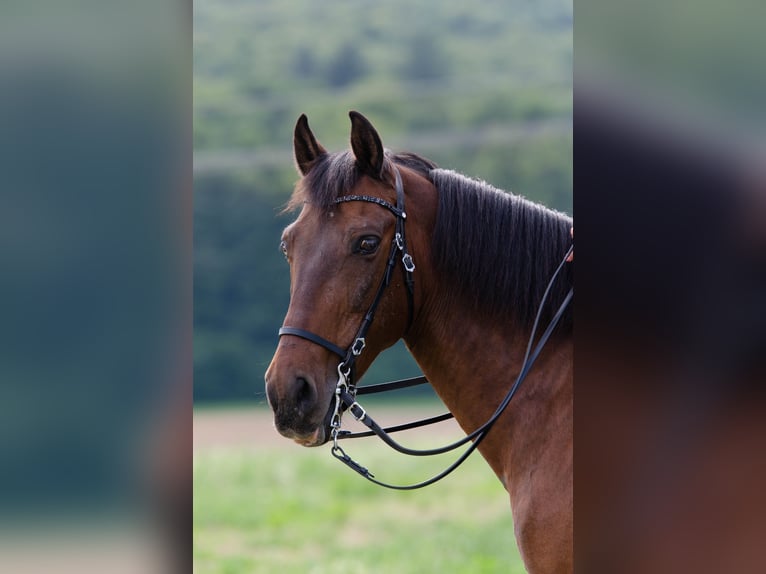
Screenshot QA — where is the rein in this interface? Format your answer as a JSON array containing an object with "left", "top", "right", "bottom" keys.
[
  {"left": 332, "top": 248, "right": 572, "bottom": 490},
  {"left": 278, "top": 165, "right": 573, "bottom": 490}
]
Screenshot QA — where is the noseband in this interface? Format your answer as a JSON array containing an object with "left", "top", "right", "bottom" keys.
[{"left": 278, "top": 164, "right": 415, "bottom": 387}]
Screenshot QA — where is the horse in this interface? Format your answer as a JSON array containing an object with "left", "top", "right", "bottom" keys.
[{"left": 264, "top": 111, "right": 573, "bottom": 573}]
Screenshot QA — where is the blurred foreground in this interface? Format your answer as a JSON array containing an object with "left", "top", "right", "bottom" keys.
[
  {"left": 0, "top": 2, "right": 190, "bottom": 573},
  {"left": 575, "top": 0, "right": 766, "bottom": 569}
]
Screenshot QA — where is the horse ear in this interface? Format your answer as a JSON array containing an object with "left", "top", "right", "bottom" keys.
[
  {"left": 294, "top": 114, "right": 326, "bottom": 175},
  {"left": 349, "top": 110, "right": 385, "bottom": 179}
]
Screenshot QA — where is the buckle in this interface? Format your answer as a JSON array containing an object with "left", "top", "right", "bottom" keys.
[
  {"left": 402, "top": 253, "right": 415, "bottom": 272},
  {"left": 349, "top": 401, "right": 367, "bottom": 422},
  {"left": 351, "top": 337, "right": 366, "bottom": 356}
]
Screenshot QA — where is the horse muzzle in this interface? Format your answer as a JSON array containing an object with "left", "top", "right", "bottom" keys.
[{"left": 264, "top": 368, "right": 334, "bottom": 447}]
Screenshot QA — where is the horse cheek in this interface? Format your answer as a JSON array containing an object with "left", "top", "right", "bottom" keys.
[{"left": 349, "top": 270, "right": 376, "bottom": 312}]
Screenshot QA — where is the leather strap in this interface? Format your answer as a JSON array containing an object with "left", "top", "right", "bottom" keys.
[
  {"left": 355, "top": 374, "right": 429, "bottom": 395},
  {"left": 278, "top": 327, "right": 346, "bottom": 359}
]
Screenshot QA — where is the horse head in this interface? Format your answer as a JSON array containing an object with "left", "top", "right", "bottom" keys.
[{"left": 264, "top": 112, "right": 423, "bottom": 446}]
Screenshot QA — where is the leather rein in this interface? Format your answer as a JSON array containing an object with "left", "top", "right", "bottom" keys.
[{"left": 278, "top": 165, "right": 573, "bottom": 490}]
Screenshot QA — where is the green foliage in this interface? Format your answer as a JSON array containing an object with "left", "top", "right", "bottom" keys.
[
  {"left": 399, "top": 34, "right": 451, "bottom": 82},
  {"left": 193, "top": 0, "right": 572, "bottom": 151},
  {"left": 194, "top": 0, "right": 572, "bottom": 402},
  {"left": 326, "top": 42, "right": 368, "bottom": 88},
  {"left": 194, "top": 424, "right": 525, "bottom": 573}
]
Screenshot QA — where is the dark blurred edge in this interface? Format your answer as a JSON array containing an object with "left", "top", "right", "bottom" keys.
[
  {"left": 574, "top": 78, "right": 766, "bottom": 572},
  {"left": 0, "top": 2, "right": 191, "bottom": 573}
]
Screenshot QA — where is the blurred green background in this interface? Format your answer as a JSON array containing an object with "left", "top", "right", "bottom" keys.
[{"left": 193, "top": 0, "right": 573, "bottom": 403}]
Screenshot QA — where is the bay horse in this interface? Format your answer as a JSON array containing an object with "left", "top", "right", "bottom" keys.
[{"left": 264, "top": 111, "right": 573, "bottom": 573}]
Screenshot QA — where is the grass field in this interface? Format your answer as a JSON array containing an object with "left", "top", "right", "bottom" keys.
[{"left": 194, "top": 406, "right": 525, "bottom": 573}]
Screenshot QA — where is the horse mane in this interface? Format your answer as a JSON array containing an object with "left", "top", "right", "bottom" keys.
[
  {"left": 287, "top": 150, "right": 572, "bottom": 333},
  {"left": 429, "top": 169, "right": 573, "bottom": 333}
]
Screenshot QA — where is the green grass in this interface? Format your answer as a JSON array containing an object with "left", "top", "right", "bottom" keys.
[{"left": 194, "top": 433, "right": 524, "bottom": 573}]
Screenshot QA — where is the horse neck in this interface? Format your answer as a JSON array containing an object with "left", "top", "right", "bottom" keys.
[
  {"left": 398, "top": 172, "right": 572, "bottom": 571},
  {"left": 403, "top": 275, "right": 573, "bottom": 489},
  {"left": 398, "top": 167, "right": 572, "bottom": 486}
]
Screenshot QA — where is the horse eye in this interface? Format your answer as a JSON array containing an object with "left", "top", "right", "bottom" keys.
[
  {"left": 356, "top": 236, "right": 380, "bottom": 255},
  {"left": 279, "top": 240, "right": 288, "bottom": 258}
]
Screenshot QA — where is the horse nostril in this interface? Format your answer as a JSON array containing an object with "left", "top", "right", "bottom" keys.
[{"left": 295, "top": 377, "right": 315, "bottom": 411}]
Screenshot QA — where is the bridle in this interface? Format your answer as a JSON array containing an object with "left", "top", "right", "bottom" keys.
[
  {"left": 278, "top": 164, "right": 573, "bottom": 490},
  {"left": 278, "top": 165, "right": 415, "bottom": 380}
]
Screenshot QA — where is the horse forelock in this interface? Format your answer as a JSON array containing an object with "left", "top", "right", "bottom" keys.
[
  {"left": 285, "top": 150, "right": 437, "bottom": 213},
  {"left": 429, "top": 169, "right": 573, "bottom": 332}
]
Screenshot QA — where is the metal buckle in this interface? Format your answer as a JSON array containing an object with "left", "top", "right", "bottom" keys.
[
  {"left": 349, "top": 401, "right": 367, "bottom": 422},
  {"left": 331, "top": 363, "right": 351, "bottom": 449},
  {"left": 351, "top": 337, "right": 366, "bottom": 356},
  {"left": 402, "top": 253, "right": 415, "bottom": 272},
  {"left": 395, "top": 232, "right": 404, "bottom": 251}
]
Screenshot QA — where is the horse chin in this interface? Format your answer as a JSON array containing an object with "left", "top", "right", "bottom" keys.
[
  {"left": 291, "top": 405, "right": 334, "bottom": 447},
  {"left": 293, "top": 426, "right": 326, "bottom": 447}
]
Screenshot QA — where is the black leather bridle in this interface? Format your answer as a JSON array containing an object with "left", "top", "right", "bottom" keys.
[
  {"left": 278, "top": 164, "right": 573, "bottom": 490},
  {"left": 278, "top": 165, "right": 415, "bottom": 384}
]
